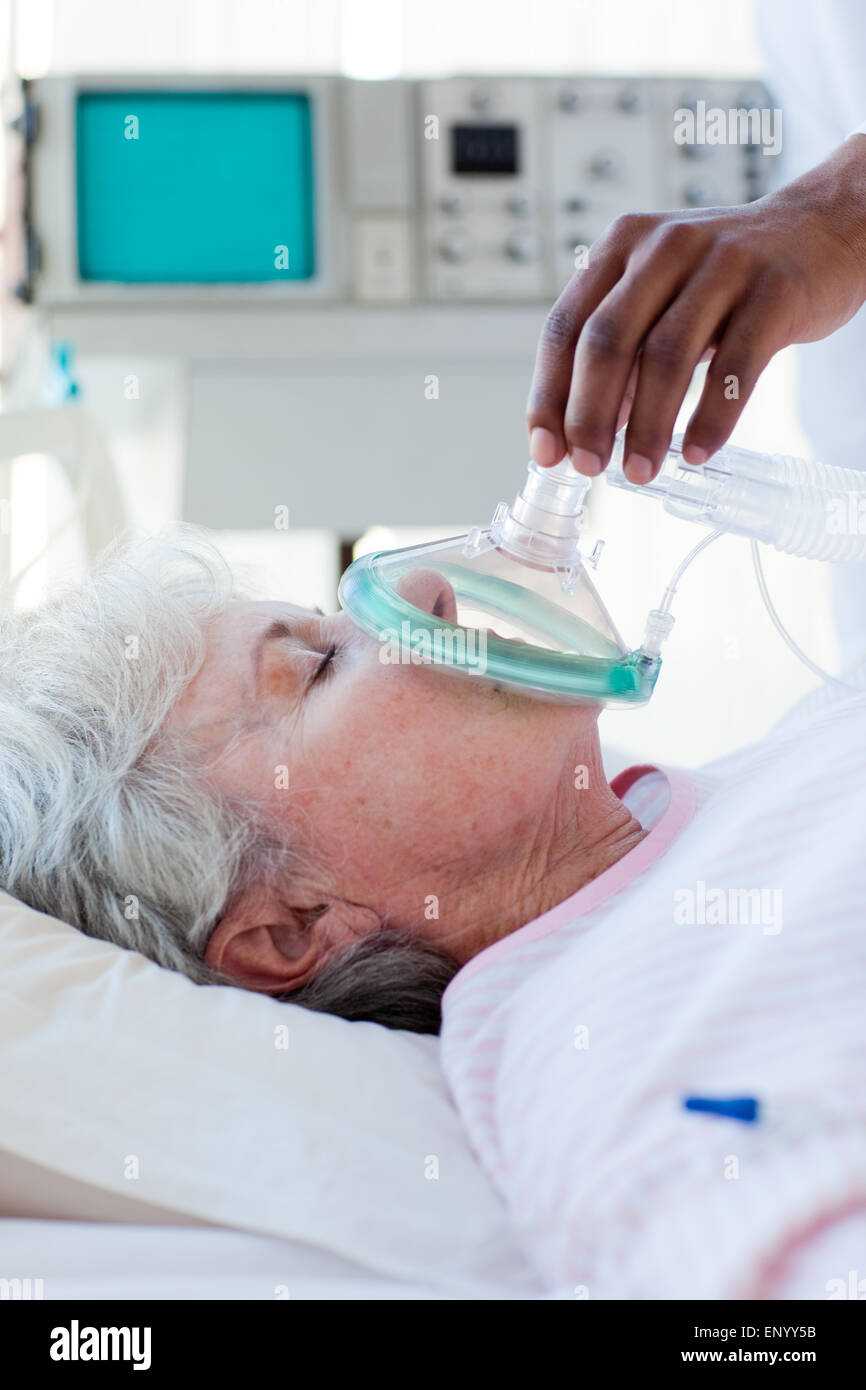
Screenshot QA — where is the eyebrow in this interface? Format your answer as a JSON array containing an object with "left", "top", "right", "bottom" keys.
[{"left": 251, "top": 609, "right": 325, "bottom": 700}]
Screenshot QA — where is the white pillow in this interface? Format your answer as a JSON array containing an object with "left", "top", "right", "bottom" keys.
[{"left": 0, "top": 890, "right": 539, "bottom": 1296}]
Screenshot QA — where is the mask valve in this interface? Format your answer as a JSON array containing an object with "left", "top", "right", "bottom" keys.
[{"left": 491, "top": 457, "right": 592, "bottom": 569}]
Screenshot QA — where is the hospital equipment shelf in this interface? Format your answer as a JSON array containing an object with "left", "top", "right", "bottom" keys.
[
  {"left": 33, "top": 305, "right": 550, "bottom": 535},
  {"left": 36, "top": 303, "right": 545, "bottom": 362}
]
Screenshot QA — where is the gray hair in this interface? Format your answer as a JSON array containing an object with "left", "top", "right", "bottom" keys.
[{"left": 0, "top": 527, "right": 459, "bottom": 1034}]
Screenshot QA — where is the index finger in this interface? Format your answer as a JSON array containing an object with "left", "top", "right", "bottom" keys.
[{"left": 526, "top": 241, "right": 627, "bottom": 467}]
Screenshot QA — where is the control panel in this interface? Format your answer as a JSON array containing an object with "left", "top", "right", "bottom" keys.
[
  {"left": 19, "top": 73, "right": 774, "bottom": 307},
  {"left": 414, "top": 76, "right": 772, "bottom": 301}
]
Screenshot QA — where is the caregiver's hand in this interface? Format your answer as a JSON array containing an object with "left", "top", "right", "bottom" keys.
[{"left": 527, "top": 135, "right": 866, "bottom": 484}]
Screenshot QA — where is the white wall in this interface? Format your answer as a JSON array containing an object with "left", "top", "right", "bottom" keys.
[{"left": 21, "top": 0, "right": 761, "bottom": 78}]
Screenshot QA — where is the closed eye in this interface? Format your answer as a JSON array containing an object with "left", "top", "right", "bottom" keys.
[{"left": 312, "top": 642, "right": 337, "bottom": 684}]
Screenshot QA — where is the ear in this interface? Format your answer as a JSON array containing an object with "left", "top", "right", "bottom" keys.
[{"left": 204, "top": 887, "right": 381, "bottom": 994}]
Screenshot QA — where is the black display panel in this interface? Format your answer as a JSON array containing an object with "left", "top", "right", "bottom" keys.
[{"left": 451, "top": 123, "right": 519, "bottom": 175}]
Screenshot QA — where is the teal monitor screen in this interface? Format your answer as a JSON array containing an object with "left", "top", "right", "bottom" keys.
[{"left": 76, "top": 91, "right": 316, "bottom": 282}]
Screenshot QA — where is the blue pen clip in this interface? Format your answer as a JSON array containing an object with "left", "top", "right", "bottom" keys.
[{"left": 683, "top": 1095, "right": 760, "bottom": 1123}]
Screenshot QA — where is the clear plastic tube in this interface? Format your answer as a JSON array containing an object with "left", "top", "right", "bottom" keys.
[
  {"left": 608, "top": 432, "right": 866, "bottom": 693},
  {"left": 750, "top": 541, "right": 863, "bottom": 692},
  {"left": 608, "top": 434, "right": 866, "bottom": 561}
]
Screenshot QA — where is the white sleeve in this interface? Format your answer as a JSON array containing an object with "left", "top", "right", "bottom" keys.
[{"left": 764, "top": 1209, "right": 866, "bottom": 1299}]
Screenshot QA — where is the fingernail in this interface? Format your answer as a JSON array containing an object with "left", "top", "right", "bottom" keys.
[
  {"left": 624, "top": 453, "right": 653, "bottom": 485},
  {"left": 530, "top": 426, "right": 560, "bottom": 467},
  {"left": 682, "top": 444, "right": 708, "bottom": 466},
  {"left": 569, "top": 447, "right": 602, "bottom": 476}
]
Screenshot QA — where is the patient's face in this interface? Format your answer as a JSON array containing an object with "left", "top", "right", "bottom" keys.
[{"left": 168, "top": 570, "right": 598, "bottom": 980}]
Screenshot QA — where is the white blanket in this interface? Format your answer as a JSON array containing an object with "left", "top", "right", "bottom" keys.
[
  {"left": 440, "top": 689, "right": 866, "bottom": 1299},
  {"left": 0, "top": 1219, "right": 513, "bottom": 1300}
]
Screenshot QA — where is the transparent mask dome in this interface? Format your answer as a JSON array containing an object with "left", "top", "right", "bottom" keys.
[{"left": 338, "top": 458, "right": 661, "bottom": 706}]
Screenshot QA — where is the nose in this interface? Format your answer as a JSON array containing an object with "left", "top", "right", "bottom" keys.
[{"left": 396, "top": 568, "right": 459, "bottom": 624}]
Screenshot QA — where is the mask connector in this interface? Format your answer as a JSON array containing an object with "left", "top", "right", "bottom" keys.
[
  {"left": 640, "top": 607, "right": 676, "bottom": 660},
  {"left": 493, "top": 457, "right": 592, "bottom": 568}
]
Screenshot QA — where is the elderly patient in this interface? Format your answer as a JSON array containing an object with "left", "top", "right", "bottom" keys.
[
  {"left": 4, "top": 526, "right": 866, "bottom": 1298},
  {"left": 0, "top": 529, "right": 643, "bottom": 1033}
]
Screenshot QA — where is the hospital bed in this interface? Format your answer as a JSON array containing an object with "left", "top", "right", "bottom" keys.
[{"left": 0, "top": 889, "right": 544, "bottom": 1301}]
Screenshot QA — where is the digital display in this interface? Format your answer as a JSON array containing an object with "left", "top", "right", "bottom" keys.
[
  {"left": 76, "top": 92, "right": 316, "bottom": 282},
  {"left": 451, "top": 123, "right": 519, "bottom": 176}
]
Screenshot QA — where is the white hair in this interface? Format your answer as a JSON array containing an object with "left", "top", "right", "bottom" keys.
[{"left": 0, "top": 527, "right": 458, "bottom": 1032}]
